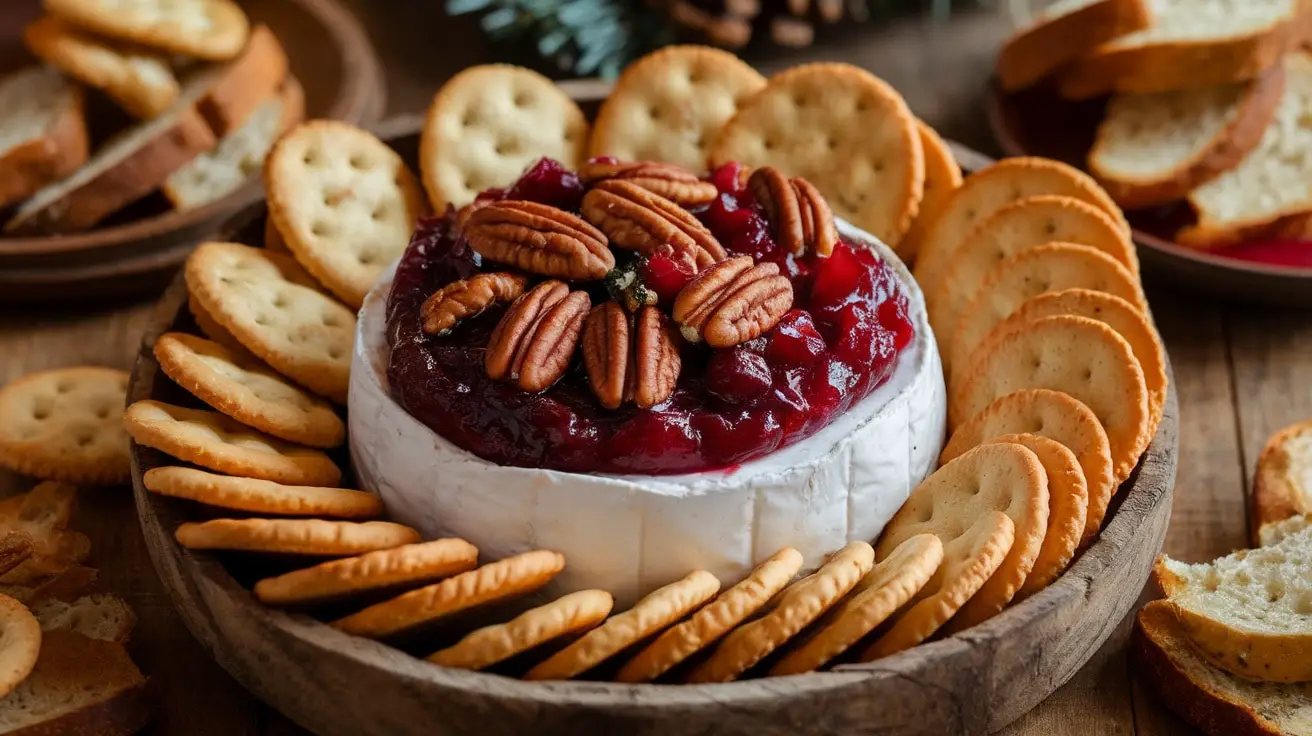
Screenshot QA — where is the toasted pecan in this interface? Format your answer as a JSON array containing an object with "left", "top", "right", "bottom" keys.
[
  {"left": 582, "top": 302, "right": 681, "bottom": 409},
  {"left": 465, "top": 201, "right": 614, "bottom": 281},
  {"left": 420, "top": 272, "right": 529, "bottom": 335},
  {"left": 486, "top": 281, "right": 591, "bottom": 392},
  {"left": 579, "top": 160, "right": 718, "bottom": 207},
  {"left": 749, "top": 167, "right": 838, "bottom": 257},
  {"left": 581, "top": 180, "right": 726, "bottom": 271},
  {"left": 673, "top": 255, "right": 793, "bottom": 347}
]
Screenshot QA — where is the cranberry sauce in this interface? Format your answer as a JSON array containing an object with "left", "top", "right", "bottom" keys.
[{"left": 386, "top": 159, "right": 916, "bottom": 475}]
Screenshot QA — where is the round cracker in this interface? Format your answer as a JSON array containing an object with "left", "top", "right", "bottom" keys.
[
  {"left": 123, "top": 400, "right": 341, "bottom": 487},
  {"left": 253, "top": 538, "right": 479, "bottom": 606},
  {"left": 864, "top": 511, "right": 1015, "bottom": 659},
  {"left": 143, "top": 466, "right": 379, "bottom": 519},
  {"left": 184, "top": 242, "right": 355, "bottom": 403},
  {"left": 525, "top": 570, "right": 721, "bottom": 681},
  {"left": 44, "top": 0, "right": 249, "bottom": 61},
  {"left": 154, "top": 333, "right": 345, "bottom": 448},
  {"left": 913, "top": 157, "right": 1127, "bottom": 290},
  {"left": 589, "top": 45, "right": 766, "bottom": 172},
  {"left": 984, "top": 434, "right": 1088, "bottom": 597},
  {"left": 0, "top": 593, "right": 40, "bottom": 698},
  {"left": 175, "top": 518, "right": 419, "bottom": 555},
  {"left": 332, "top": 550, "right": 565, "bottom": 639},
  {"left": 616, "top": 546, "right": 803, "bottom": 683},
  {"left": 265, "top": 121, "right": 425, "bottom": 309},
  {"left": 188, "top": 293, "right": 258, "bottom": 364},
  {"left": 687, "top": 541, "right": 874, "bottom": 683},
  {"left": 709, "top": 62, "right": 924, "bottom": 245},
  {"left": 421, "top": 64, "right": 588, "bottom": 210},
  {"left": 896, "top": 120, "right": 962, "bottom": 263},
  {"left": 428, "top": 589, "right": 613, "bottom": 671},
  {"left": 770, "top": 535, "right": 942, "bottom": 675},
  {"left": 0, "top": 366, "right": 129, "bottom": 486},
  {"left": 953, "top": 315, "right": 1151, "bottom": 486}
]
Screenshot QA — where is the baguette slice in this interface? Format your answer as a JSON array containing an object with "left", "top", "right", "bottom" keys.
[
  {"left": 1134, "top": 600, "right": 1312, "bottom": 736},
  {"left": 1178, "top": 53, "right": 1312, "bottom": 247},
  {"left": 1259, "top": 514, "right": 1312, "bottom": 548},
  {"left": 1154, "top": 521, "right": 1312, "bottom": 683},
  {"left": 30, "top": 594, "right": 136, "bottom": 644},
  {"left": 996, "top": 0, "right": 1151, "bottom": 92},
  {"left": 163, "top": 76, "right": 304, "bottom": 210},
  {"left": 1252, "top": 419, "right": 1312, "bottom": 541},
  {"left": 1089, "top": 62, "right": 1286, "bottom": 209},
  {"left": 197, "top": 25, "right": 288, "bottom": 138},
  {"left": 0, "top": 66, "right": 88, "bottom": 210},
  {"left": 0, "top": 631, "right": 151, "bottom": 736},
  {"left": 1059, "top": 0, "right": 1309, "bottom": 100}
]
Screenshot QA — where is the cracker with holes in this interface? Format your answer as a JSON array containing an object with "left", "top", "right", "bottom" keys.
[
  {"left": 265, "top": 121, "right": 425, "bottom": 308},
  {"left": 897, "top": 120, "right": 962, "bottom": 263},
  {"left": 253, "top": 537, "right": 479, "bottom": 606},
  {"left": 188, "top": 294, "right": 258, "bottom": 363},
  {"left": 43, "top": 0, "right": 250, "bottom": 61},
  {"left": 185, "top": 242, "right": 355, "bottom": 403},
  {"left": 143, "top": 466, "right": 380, "bottom": 518},
  {"left": 123, "top": 400, "right": 341, "bottom": 487},
  {"left": 154, "top": 332, "right": 344, "bottom": 448},
  {"left": 0, "top": 367, "right": 129, "bottom": 486},
  {"left": 421, "top": 64, "right": 589, "bottom": 210},
  {"left": 175, "top": 518, "right": 419, "bottom": 555},
  {"left": 710, "top": 63, "right": 924, "bottom": 245},
  {"left": 953, "top": 315, "right": 1151, "bottom": 485},
  {"left": 589, "top": 45, "right": 766, "bottom": 171},
  {"left": 430, "top": 589, "right": 614, "bottom": 671}
]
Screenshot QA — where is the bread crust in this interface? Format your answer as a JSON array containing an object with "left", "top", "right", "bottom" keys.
[
  {"left": 1089, "top": 63, "right": 1287, "bottom": 209},
  {"left": 197, "top": 25, "right": 288, "bottom": 137},
  {"left": 1251, "top": 419, "right": 1312, "bottom": 544},
  {"left": 0, "top": 84, "right": 88, "bottom": 210},
  {"left": 997, "top": 0, "right": 1151, "bottom": 92}
]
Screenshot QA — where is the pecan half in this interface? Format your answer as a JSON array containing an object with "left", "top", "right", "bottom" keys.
[
  {"left": 486, "top": 281, "right": 591, "bottom": 392},
  {"left": 581, "top": 180, "right": 727, "bottom": 271},
  {"left": 748, "top": 167, "right": 838, "bottom": 257},
  {"left": 673, "top": 256, "right": 794, "bottom": 347},
  {"left": 582, "top": 302, "right": 681, "bottom": 409},
  {"left": 465, "top": 201, "right": 614, "bottom": 281},
  {"left": 579, "top": 159, "right": 718, "bottom": 207},
  {"left": 421, "top": 272, "right": 529, "bottom": 335}
]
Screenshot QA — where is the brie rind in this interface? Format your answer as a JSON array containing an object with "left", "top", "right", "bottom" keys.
[{"left": 349, "top": 223, "right": 947, "bottom": 607}]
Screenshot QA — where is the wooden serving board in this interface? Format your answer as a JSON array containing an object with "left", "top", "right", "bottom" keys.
[{"left": 128, "top": 118, "right": 1180, "bottom": 736}]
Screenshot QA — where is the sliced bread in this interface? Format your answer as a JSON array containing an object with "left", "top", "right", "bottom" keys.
[
  {"left": 1089, "top": 62, "right": 1286, "bottom": 209},
  {"left": 0, "top": 631, "right": 151, "bottom": 736},
  {"left": 996, "top": 0, "right": 1151, "bottom": 92},
  {"left": 196, "top": 24, "right": 288, "bottom": 138},
  {"left": 1178, "top": 52, "right": 1312, "bottom": 247},
  {"left": 1134, "top": 600, "right": 1312, "bottom": 736},
  {"left": 163, "top": 76, "right": 304, "bottom": 210},
  {"left": 31, "top": 594, "right": 136, "bottom": 644},
  {"left": 0, "top": 66, "right": 88, "bottom": 211},
  {"left": 1059, "top": 0, "right": 1309, "bottom": 100},
  {"left": 1252, "top": 419, "right": 1312, "bottom": 540},
  {"left": 1154, "top": 521, "right": 1312, "bottom": 683},
  {"left": 1260, "top": 514, "right": 1312, "bottom": 547}
]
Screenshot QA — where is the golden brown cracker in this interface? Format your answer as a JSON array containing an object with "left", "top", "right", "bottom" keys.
[
  {"left": 896, "top": 120, "right": 962, "bottom": 263},
  {"left": 143, "top": 466, "right": 379, "bottom": 519},
  {"left": 175, "top": 518, "right": 419, "bottom": 555},
  {"left": 0, "top": 593, "right": 40, "bottom": 697},
  {"left": 428, "top": 589, "right": 613, "bottom": 671},
  {"left": 0, "top": 367, "right": 129, "bottom": 486},
  {"left": 254, "top": 538, "right": 479, "bottom": 606}
]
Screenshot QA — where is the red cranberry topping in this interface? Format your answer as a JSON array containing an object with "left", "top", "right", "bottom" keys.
[
  {"left": 701, "top": 194, "right": 777, "bottom": 260},
  {"left": 504, "top": 158, "right": 584, "bottom": 211},
  {"left": 708, "top": 162, "right": 751, "bottom": 198},
  {"left": 706, "top": 347, "right": 772, "bottom": 405},
  {"left": 766, "top": 310, "right": 826, "bottom": 366},
  {"left": 643, "top": 252, "right": 696, "bottom": 305}
]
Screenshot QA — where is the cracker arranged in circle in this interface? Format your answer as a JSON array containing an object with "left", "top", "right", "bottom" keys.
[
  {"left": 188, "top": 294, "right": 258, "bottom": 364},
  {"left": 143, "top": 466, "right": 379, "bottom": 519},
  {"left": 953, "top": 315, "right": 1151, "bottom": 485},
  {"left": 687, "top": 541, "right": 874, "bottom": 683},
  {"left": 896, "top": 120, "right": 962, "bottom": 263},
  {"left": 333, "top": 550, "right": 565, "bottom": 639},
  {"left": 913, "top": 157, "right": 1126, "bottom": 290},
  {"left": 421, "top": 64, "right": 589, "bottom": 210},
  {"left": 616, "top": 546, "right": 803, "bottom": 683},
  {"left": 0, "top": 593, "right": 40, "bottom": 698},
  {"left": 175, "top": 518, "right": 419, "bottom": 555},
  {"left": 944, "top": 389, "right": 1116, "bottom": 545},
  {"left": 254, "top": 538, "right": 479, "bottom": 606},
  {"left": 429, "top": 589, "right": 613, "bottom": 671},
  {"left": 44, "top": 0, "right": 250, "bottom": 61},
  {"left": 526, "top": 570, "right": 721, "bottom": 681},
  {"left": 265, "top": 121, "right": 425, "bottom": 309},
  {"left": 154, "top": 332, "right": 344, "bottom": 448},
  {"left": 864, "top": 511, "right": 1014, "bottom": 660},
  {"left": 983, "top": 434, "right": 1087, "bottom": 598},
  {"left": 184, "top": 242, "right": 355, "bottom": 403},
  {"left": 771, "top": 535, "right": 942, "bottom": 675},
  {"left": 123, "top": 400, "right": 341, "bottom": 487},
  {"left": 709, "top": 62, "right": 924, "bottom": 245},
  {"left": 0, "top": 367, "right": 129, "bottom": 486},
  {"left": 589, "top": 45, "right": 766, "bottom": 172}
]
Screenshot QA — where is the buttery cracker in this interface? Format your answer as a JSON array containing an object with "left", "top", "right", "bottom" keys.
[
  {"left": 144, "top": 466, "right": 380, "bottom": 519},
  {"left": 429, "top": 590, "right": 613, "bottom": 671},
  {"left": 896, "top": 120, "right": 962, "bottom": 263},
  {"left": 254, "top": 538, "right": 479, "bottom": 606},
  {"left": 0, "top": 367, "right": 129, "bottom": 486},
  {"left": 0, "top": 594, "right": 40, "bottom": 697},
  {"left": 175, "top": 518, "right": 419, "bottom": 555}
]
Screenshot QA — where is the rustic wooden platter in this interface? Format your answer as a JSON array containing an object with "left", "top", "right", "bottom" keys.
[
  {"left": 987, "top": 81, "right": 1312, "bottom": 307},
  {"left": 0, "top": 0, "right": 385, "bottom": 301},
  {"left": 129, "top": 117, "right": 1180, "bottom": 736}
]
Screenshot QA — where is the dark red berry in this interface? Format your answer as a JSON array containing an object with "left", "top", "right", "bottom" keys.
[
  {"left": 706, "top": 348, "right": 772, "bottom": 404},
  {"left": 504, "top": 158, "right": 584, "bottom": 211},
  {"left": 643, "top": 252, "right": 696, "bottom": 304},
  {"left": 708, "top": 162, "right": 750, "bottom": 198},
  {"left": 766, "top": 310, "right": 826, "bottom": 366}
]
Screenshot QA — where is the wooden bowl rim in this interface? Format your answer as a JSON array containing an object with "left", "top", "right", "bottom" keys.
[{"left": 0, "top": 0, "right": 382, "bottom": 259}]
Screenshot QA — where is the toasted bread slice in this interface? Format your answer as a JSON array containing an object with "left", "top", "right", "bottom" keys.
[
  {"left": 1252, "top": 419, "right": 1312, "bottom": 542},
  {"left": 31, "top": 594, "right": 135, "bottom": 644},
  {"left": 996, "top": 0, "right": 1151, "bottom": 92},
  {"left": 1259, "top": 514, "right": 1312, "bottom": 547},
  {"left": 0, "top": 66, "right": 88, "bottom": 210},
  {"left": 0, "top": 631, "right": 151, "bottom": 736},
  {"left": 196, "top": 25, "right": 288, "bottom": 138},
  {"left": 0, "top": 484, "right": 89, "bottom": 586},
  {"left": 1089, "top": 62, "right": 1286, "bottom": 209}
]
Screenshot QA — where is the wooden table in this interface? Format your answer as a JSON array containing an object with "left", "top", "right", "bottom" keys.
[{"left": 0, "top": 4, "right": 1303, "bottom": 734}]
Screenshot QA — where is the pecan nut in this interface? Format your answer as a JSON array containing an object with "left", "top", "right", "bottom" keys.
[
  {"left": 421, "top": 272, "right": 529, "bottom": 335},
  {"left": 579, "top": 159, "right": 718, "bottom": 207},
  {"left": 465, "top": 201, "right": 614, "bottom": 281},
  {"left": 581, "top": 180, "right": 726, "bottom": 271},
  {"left": 748, "top": 167, "right": 838, "bottom": 257},
  {"left": 673, "top": 255, "right": 794, "bottom": 348},
  {"left": 582, "top": 302, "right": 681, "bottom": 409},
  {"left": 486, "top": 280, "right": 591, "bottom": 392}
]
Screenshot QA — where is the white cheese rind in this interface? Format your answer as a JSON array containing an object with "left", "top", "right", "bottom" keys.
[{"left": 349, "top": 224, "right": 946, "bottom": 606}]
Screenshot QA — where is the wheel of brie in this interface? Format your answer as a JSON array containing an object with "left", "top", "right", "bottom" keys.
[{"left": 349, "top": 159, "right": 947, "bottom": 606}]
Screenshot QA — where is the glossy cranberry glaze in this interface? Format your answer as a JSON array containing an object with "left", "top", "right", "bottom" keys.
[{"left": 385, "top": 159, "right": 916, "bottom": 474}]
